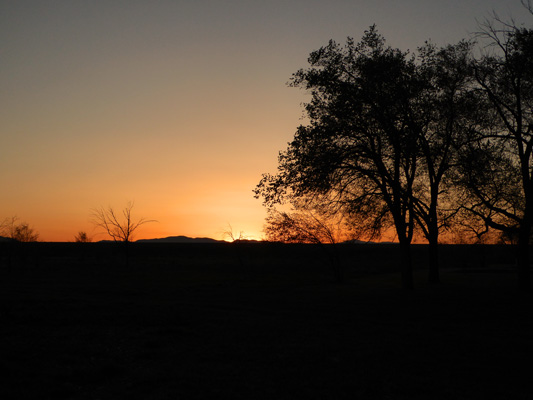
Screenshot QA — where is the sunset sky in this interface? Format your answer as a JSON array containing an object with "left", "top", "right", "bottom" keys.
[{"left": 1, "top": 0, "right": 529, "bottom": 241}]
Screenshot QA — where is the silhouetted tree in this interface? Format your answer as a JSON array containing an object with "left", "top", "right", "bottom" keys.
[
  {"left": 74, "top": 231, "right": 92, "bottom": 243},
  {"left": 222, "top": 224, "right": 251, "bottom": 270},
  {"left": 0, "top": 218, "right": 11, "bottom": 241},
  {"left": 256, "top": 27, "right": 427, "bottom": 290},
  {"left": 11, "top": 223, "right": 39, "bottom": 242},
  {"left": 222, "top": 224, "right": 248, "bottom": 242},
  {"left": 264, "top": 205, "right": 353, "bottom": 282},
  {"left": 264, "top": 207, "right": 348, "bottom": 244},
  {"left": 410, "top": 40, "right": 481, "bottom": 283},
  {"left": 0, "top": 217, "right": 39, "bottom": 271},
  {"left": 2, "top": 217, "right": 39, "bottom": 242},
  {"left": 91, "top": 202, "right": 153, "bottom": 243},
  {"left": 456, "top": 15, "right": 533, "bottom": 290}
]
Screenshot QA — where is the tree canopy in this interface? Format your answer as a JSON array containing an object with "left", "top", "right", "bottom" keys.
[
  {"left": 256, "top": 15, "right": 533, "bottom": 290},
  {"left": 257, "top": 27, "right": 445, "bottom": 289}
]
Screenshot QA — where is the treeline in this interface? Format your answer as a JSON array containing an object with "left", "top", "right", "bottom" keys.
[{"left": 255, "top": 5, "right": 533, "bottom": 290}]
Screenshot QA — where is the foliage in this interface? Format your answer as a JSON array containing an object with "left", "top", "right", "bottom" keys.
[
  {"left": 255, "top": 26, "right": 444, "bottom": 289},
  {"left": 413, "top": 41, "right": 479, "bottom": 233},
  {"left": 458, "top": 15, "right": 533, "bottom": 232},
  {"left": 255, "top": 9, "right": 533, "bottom": 290},
  {"left": 256, "top": 27, "right": 421, "bottom": 239},
  {"left": 454, "top": 12, "right": 533, "bottom": 289}
]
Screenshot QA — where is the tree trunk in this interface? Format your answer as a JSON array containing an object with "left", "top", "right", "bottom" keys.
[
  {"left": 427, "top": 197, "right": 440, "bottom": 284},
  {"left": 399, "top": 240, "right": 414, "bottom": 290},
  {"left": 517, "top": 225, "right": 531, "bottom": 291},
  {"left": 123, "top": 240, "right": 131, "bottom": 268},
  {"left": 428, "top": 231, "right": 440, "bottom": 284}
]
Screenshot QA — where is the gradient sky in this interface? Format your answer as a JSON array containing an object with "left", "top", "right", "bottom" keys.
[{"left": 1, "top": 0, "right": 529, "bottom": 241}]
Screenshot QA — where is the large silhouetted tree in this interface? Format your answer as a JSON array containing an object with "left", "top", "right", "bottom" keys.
[
  {"left": 255, "top": 27, "right": 499, "bottom": 288},
  {"left": 410, "top": 40, "right": 480, "bottom": 283},
  {"left": 456, "top": 16, "right": 533, "bottom": 290},
  {"left": 256, "top": 27, "right": 424, "bottom": 290}
]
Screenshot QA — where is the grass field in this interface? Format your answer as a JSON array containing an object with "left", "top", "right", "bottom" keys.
[{"left": 0, "top": 243, "right": 531, "bottom": 399}]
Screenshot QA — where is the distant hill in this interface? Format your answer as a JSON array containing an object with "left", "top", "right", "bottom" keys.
[
  {"left": 341, "top": 239, "right": 399, "bottom": 245},
  {"left": 136, "top": 236, "right": 222, "bottom": 244},
  {"left": 341, "top": 239, "right": 374, "bottom": 244}
]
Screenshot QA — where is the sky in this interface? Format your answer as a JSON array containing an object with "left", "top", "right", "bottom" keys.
[{"left": 0, "top": 0, "right": 530, "bottom": 242}]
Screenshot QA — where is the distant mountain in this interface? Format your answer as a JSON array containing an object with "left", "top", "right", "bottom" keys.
[
  {"left": 341, "top": 239, "right": 374, "bottom": 244},
  {"left": 136, "top": 236, "right": 221, "bottom": 243},
  {"left": 134, "top": 236, "right": 394, "bottom": 245}
]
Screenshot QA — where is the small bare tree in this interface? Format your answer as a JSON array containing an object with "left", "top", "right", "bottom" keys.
[
  {"left": 221, "top": 224, "right": 251, "bottom": 270},
  {"left": 0, "top": 217, "right": 39, "bottom": 271},
  {"left": 222, "top": 224, "right": 249, "bottom": 242},
  {"left": 1, "top": 217, "right": 39, "bottom": 242},
  {"left": 91, "top": 202, "right": 154, "bottom": 242},
  {"left": 74, "top": 231, "right": 92, "bottom": 243}
]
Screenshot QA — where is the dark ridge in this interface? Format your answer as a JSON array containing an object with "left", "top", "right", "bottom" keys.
[{"left": 135, "top": 235, "right": 222, "bottom": 243}]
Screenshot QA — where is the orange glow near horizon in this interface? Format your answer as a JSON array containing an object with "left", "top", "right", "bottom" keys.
[
  {"left": 12, "top": 211, "right": 267, "bottom": 243},
  {"left": 10, "top": 183, "right": 270, "bottom": 242}
]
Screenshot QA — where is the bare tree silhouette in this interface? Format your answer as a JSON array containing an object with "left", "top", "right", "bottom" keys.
[
  {"left": 91, "top": 202, "right": 154, "bottom": 243},
  {"left": 1, "top": 217, "right": 39, "bottom": 242},
  {"left": 222, "top": 224, "right": 250, "bottom": 270},
  {"left": 222, "top": 224, "right": 248, "bottom": 242},
  {"left": 74, "top": 231, "right": 92, "bottom": 243}
]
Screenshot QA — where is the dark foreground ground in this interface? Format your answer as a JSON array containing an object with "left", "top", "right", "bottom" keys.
[{"left": 0, "top": 243, "right": 531, "bottom": 399}]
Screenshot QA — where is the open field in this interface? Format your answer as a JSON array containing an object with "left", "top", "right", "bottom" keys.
[{"left": 0, "top": 243, "right": 531, "bottom": 399}]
